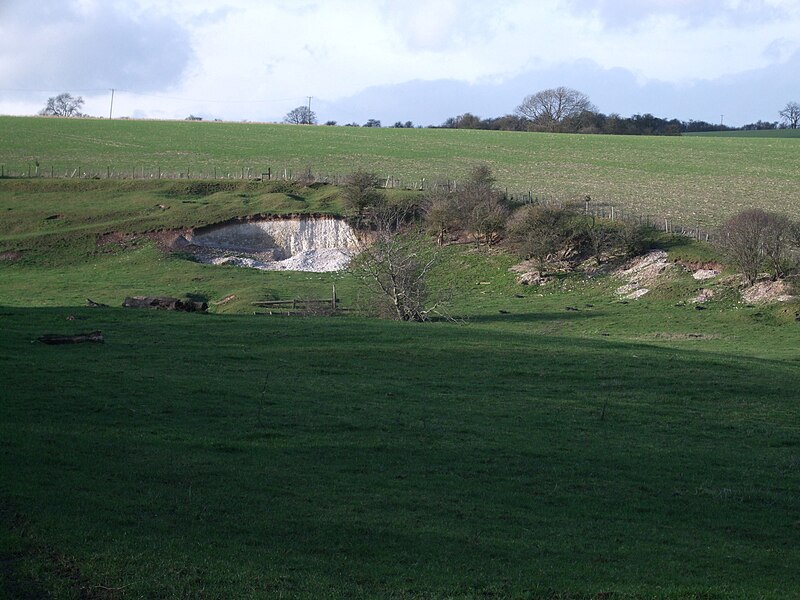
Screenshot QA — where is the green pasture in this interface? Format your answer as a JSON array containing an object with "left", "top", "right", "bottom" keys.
[
  {"left": 687, "top": 129, "right": 800, "bottom": 138},
  {"left": 2, "top": 116, "right": 800, "bottom": 225},
  {"left": 1, "top": 139, "right": 799, "bottom": 597}
]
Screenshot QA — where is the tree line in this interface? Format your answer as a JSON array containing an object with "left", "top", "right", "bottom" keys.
[
  {"left": 438, "top": 87, "right": 800, "bottom": 135},
  {"left": 37, "top": 90, "right": 799, "bottom": 132}
]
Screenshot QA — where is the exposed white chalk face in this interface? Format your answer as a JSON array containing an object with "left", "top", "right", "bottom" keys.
[{"left": 187, "top": 216, "right": 360, "bottom": 273}]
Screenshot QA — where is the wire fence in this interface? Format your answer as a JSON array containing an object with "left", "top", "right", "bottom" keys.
[{"left": 0, "top": 161, "right": 719, "bottom": 243}]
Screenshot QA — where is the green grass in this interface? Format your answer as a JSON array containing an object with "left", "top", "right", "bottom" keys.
[
  {"left": 2, "top": 292, "right": 799, "bottom": 598},
  {"left": 1, "top": 134, "right": 800, "bottom": 598},
  {"left": 686, "top": 129, "right": 800, "bottom": 138},
  {"left": 2, "top": 116, "right": 800, "bottom": 225}
]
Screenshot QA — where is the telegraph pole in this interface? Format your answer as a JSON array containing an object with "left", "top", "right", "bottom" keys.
[
  {"left": 109, "top": 88, "right": 115, "bottom": 120},
  {"left": 306, "top": 96, "right": 312, "bottom": 124}
]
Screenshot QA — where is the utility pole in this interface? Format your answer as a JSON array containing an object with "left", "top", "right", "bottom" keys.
[
  {"left": 306, "top": 96, "right": 312, "bottom": 124},
  {"left": 720, "top": 114, "right": 724, "bottom": 126},
  {"left": 109, "top": 88, "right": 115, "bottom": 120}
]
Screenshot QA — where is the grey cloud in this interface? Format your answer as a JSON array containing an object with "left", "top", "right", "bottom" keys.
[
  {"left": 0, "top": 0, "right": 192, "bottom": 96},
  {"left": 317, "top": 52, "right": 800, "bottom": 127}
]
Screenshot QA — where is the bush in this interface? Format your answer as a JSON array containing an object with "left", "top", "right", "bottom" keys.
[
  {"left": 342, "top": 171, "right": 385, "bottom": 221},
  {"left": 507, "top": 204, "right": 584, "bottom": 268},
  {"left": 718, "top": 208, "right": 797, "bottom": 285}
]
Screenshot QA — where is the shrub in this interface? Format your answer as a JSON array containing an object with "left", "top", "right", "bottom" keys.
[
  {"left": 342, "top": 171, "right": 385, "bottom": 221},
  {"left": 507, "top": 204, "right": 584, "bottom": 268},
  {"left": 718, "top": 208, "right": 797, "bottom": 285}
]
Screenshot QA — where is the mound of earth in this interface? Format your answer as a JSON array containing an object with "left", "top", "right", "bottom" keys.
[
  {"left": 691, "top": 288, "right": 715, "bottom": 303},
  {"left": 211, "top": 248, "right": 354, "bottom": 272},
  {"left": 741, "top": 279, "right": 795, "bottom": 304},
  {"left": 693, "top": 269, "right": 720, "bottom": 280},
  {"left": 614, "top": 250, "right": 672, "bottom": 299}
]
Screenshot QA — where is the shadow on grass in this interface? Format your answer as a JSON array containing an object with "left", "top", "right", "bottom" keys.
[{"left": 458, "top": 309, "right": 604, "bottom": 325}]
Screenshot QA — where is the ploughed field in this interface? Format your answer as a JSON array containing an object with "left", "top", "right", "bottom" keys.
[
  {"left": 2, "top": 116, "right": 800, "bottom": 225},
  {"left": 0, "top": 139, "right": 799, "bottom": 597}
]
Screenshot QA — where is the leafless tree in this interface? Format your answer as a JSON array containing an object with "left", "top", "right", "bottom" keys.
[
  {"left": 422, "top": 187, "right": 459, "bottom": 246},
  {"left": 351, "top": 207, "right": 440, "bottom": 322},
  {"left": 719, "top": 208, "right": 796, "bottom": 285},
  {"left": 515, "top": 87, "right": 595, "bottom": 131},
  {"left": 457, "top": 165, "right": 509, "bottom": 246},
  {"left": 39, "top": 93, "right": 85, "bottom": 117},
  {"left": 283, "top": 105, "right": 317, "bottom": 125},
  {"left": 779, "top": 101, "right": 800, "bottom": 129}
]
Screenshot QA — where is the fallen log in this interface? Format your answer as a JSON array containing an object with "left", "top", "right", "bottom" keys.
[
  {"left": 211, "top": 294, "right": 236, "bottom": 306},
  {"left": 86, "top": 298, "right": 109, "bottom": 308},
  {"left": 122, "top": 296, "right": 207, "bottom": 312},
  {"left": 37, "top": 331, "right": 104, "bottom": 345}
]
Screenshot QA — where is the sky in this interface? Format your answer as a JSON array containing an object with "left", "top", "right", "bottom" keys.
[{"left": 1, "top": 0, "right": 799, "bottom": 126}]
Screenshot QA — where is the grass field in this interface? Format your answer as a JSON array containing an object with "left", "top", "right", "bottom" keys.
[
  {"left": 687, "top": 129, "right": 800, "bottom": 138},
  {"left": 1, "top": 125, "right": 800, "bottom": 598},
  {"left": 2, "top": 116, "right": 800, "bottom": 225}
]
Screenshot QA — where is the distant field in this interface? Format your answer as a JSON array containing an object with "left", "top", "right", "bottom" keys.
[
  {"left": 686, "top": 129, "right": 800, "bottom": 138},
  {"left": 2, "top": 116, "right": 799, "bottom": 225}
]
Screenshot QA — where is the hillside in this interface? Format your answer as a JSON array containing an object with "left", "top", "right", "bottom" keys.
[{"left": 2, "top": 116, "right": 800, "bottom": 225}]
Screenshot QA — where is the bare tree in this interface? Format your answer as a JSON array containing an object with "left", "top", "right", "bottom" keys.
[
  {"left": 283, "top": 105, "right": 317, "bottom": 125},
  {"left": 515, "top": 87, "right": 595, "bottom": 131},
  {"left": 39, "top": 93, "right": 84, "bottom": 117},
  {"left": 423, "top": 187, "right": 459, "bottom": 246},
  {"left": 457, "top": 165, "right": 509, "bottom": 246},
  {"left": 779, "top": 101, "right": 800, "bottom": 129},
  {"left": 351, "top": 209, "right": 440, "bottom": 322},
  {"left": 718, "top": 208, "right": 796, "bottom": 285}
]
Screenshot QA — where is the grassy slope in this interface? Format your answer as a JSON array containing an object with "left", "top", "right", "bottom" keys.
[
  {"left": 2, "top": 116, "right": 800, "bottom": 225},
  {"left": 1, "top": 302, "right": 798, "bottom": 599},
  {"left": 1, "top": 141, "right": 799, "bottom": 598}
]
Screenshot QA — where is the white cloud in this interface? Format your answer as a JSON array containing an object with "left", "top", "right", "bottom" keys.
[{"left": 1, "top": 0, "right": 799, "bottom": 121}]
